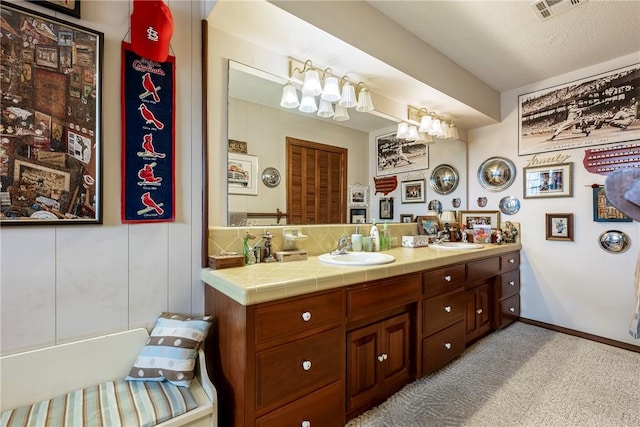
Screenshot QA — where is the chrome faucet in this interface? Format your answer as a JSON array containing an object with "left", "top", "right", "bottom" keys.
[{"left": 331, "top": 236, "right": 352, "bottom": 255}]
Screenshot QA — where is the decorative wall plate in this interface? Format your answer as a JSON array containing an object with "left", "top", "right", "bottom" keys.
[
  {"left": 430, "top": 164, "right": 459, "bottom": 195},
  {"left": 477, "top": 157, "right": 516, "bottom": 192},
  {"left": 598, "top": 230, "right": 631, "bottom": 254},
  {"left": 261, "top": 167, "right": 281, "bottom": 188},
  {"left": 499, "top": 196, "right": 521, "bottom": 215}
]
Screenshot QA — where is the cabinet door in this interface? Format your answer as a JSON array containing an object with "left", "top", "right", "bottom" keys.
[
  {"left": 380, "top": 312, "right": 411, "bottom": 390},
  {"left": 465, "top": 283, "right": 492, "bottom": 343},
  {"left": 347, "top": 323, "right": 380, "bottom": 411}
]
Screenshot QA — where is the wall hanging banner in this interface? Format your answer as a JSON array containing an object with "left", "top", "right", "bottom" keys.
[{"left": 121, "top": 42, "right": 175, "bottom": 223}]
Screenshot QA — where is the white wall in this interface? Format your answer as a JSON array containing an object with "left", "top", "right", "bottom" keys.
[
  {"left": 468, "top": 53, "right": 640, "bottom": 347},
  {"left": 0, "top": 0, "right": 205, "bottom": 355}
]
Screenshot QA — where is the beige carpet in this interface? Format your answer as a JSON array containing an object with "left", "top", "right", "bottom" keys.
[{"left": 346, "top": 322, "right": 640, "bottom": 427}]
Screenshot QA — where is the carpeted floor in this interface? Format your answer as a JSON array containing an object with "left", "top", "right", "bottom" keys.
[{"left": 346, "top": 321, "right": 640, "bottom": 427}]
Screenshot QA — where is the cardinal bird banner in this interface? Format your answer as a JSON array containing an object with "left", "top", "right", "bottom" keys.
[{"left": 121, "top": 42, "right": 175, "bottom": 223}]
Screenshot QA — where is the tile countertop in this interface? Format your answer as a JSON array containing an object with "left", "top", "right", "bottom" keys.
[{"left": 201, "top": 243, "right": 522, "bottom": 306}]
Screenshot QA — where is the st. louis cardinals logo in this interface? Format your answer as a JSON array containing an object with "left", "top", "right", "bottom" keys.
[
  {"left": 138, "top": 104, "right": 164, "bottom": 130},
  {"left": 138, "top": 192, "right": 164, "bottom": 215},
  {"left": 137, "top": 133, "right": 166, "bottom": 158},
  {"left": 139, "top": 72, "right": 161, "bottom": 102},
  {"left": 137, "top": 162, "right": 162, "bottom": 186}
]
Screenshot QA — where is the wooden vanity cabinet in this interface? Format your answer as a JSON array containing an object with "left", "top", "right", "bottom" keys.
[{"left": 494, "top": 252, "right": 521, "bottom": 329}]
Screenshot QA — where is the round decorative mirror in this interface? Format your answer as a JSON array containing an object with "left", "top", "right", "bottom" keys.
[
  {"left": 261, "top": 167, "right": 281, "bottom": 188},
  {"left": 430, "top": 164, "right": 459, "bottom": 195},
  {"left": 478, "top": 157, "right": 516, "bottom": 192},
  {"left": 598, "top": 230, "right": 631, "bottom": 254}
]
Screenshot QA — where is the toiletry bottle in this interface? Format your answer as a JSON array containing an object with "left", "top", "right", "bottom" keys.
[
  {"left": 370, "top": 220, "right": 379, "bottom": 252},
  {"left": 380, "top": 221, "right": 390, "bottom": 250},
  {"left": 351, "top": 226, "right": 363, "bottom": 252}
]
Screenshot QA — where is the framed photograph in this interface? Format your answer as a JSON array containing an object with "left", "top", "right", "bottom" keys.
[
  {"left": 401, "top": 179, "right": 426, "bottom": 203},
  {"left": 546, "top": 213, "right": 574, "bottom": 241},
  {"left": 459, "top": 210, "right": 501, "bottom": 229},
  {"left": 228, "top": 153, "right": 258, "bottom": 195},
  {"left": 376, "top": 132, "right": 429, "bottom": 176},
  {"left": 592, "top": 185, "right": 632, "bottom": 222},
  {"left": 350, "top": 208, "right": 367, "bottom": 224},
  {"left": 348, "top": 184, "right": 370, "bottom": 207},
  {"left": 400, "top": 214, "right": 414, "bottom": 223},
  {"left": 1, "top": 2, "right": 102, "bottom": 225},
  {"left": 523, "top": 162, "right": 573, "bottom": 199},
  {"left": 518, "top": 63, "right": 640, "bottom": 156},
  {"left": 27, "top": 0, "right": 81, "bottom": 19},
  {"left": 416, "top": 215, "right": 440, "bottom": 238},
  {"left": 379, "top": 197, "right": 394, "bottom": 220}
]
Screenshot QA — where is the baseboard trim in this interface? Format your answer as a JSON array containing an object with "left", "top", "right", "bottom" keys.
[{"left": 519, "top": 317, "right": 640, "bottom": 353}]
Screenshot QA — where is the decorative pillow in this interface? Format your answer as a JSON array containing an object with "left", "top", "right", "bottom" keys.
[{"left": 126, "top": 312, "right": 213, "bottom": 387}]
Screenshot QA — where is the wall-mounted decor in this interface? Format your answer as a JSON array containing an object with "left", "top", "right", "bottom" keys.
[
  {"left": 400, "top": 214, "right": 414, "bottom": 223},
  {"left": 523, "top": 163, "right": 573, "bottom": 199},
  {"left": 379, "top": 197, "right": 394, "bottom": 220},
  {"left": 261, "top": 167, "right": 281, "bottom": 188},
  {"left": 598, "top": 230, "right": 631, "bottom": 254},
  {"left": 477, "top": 157, "right": 516, "bottom": 191},
  {"left": 430, "top": 164, "right": 459, "bottom": 195},
  {"left": 228, "top": 153, "right": 258, "bottom": 195},
  {"left": 350, "top": 208, "right": 367, "bottom": 224},
  {"left": 348, "top": 184, "right": 369, "bottom": 207},
  {"left": 545, "top": 213, "right": 574, "bottom": 241},
  {"left": 0, "top": 2, "right": 102, "bottom": 225},
  {"left": 499, "top": 196, "right": 521, "bottom": 216},
  {"left": 518, "top": 63, "right": 639, "bottom": 156},
  {"left": 583, "top": 143, "right": 640, "bottom": 176},
  {"left": 376, "top": 132, "right": 428, "bottom": 177},
  {"left": 459, "top": 210, "right": 501, "bottom": 230},
  {"left": 401, "top": 179, "right": 426, "bottom": 203},
  {"left": 592, "top": 185, "right": 631, "bottom": 222},
  {"left": 416, "top": 215, "right": 439, "bottom": 239},
  {"left": 27, "top": 0, "right": 81, "bottom": 19},
  {"left": 228, "top": 139, "right": 247, "bottom": 154}
]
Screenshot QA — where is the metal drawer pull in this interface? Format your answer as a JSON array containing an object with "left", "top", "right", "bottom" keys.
[
  {"left": 377, "top": 353, "right": 388, "bottom": 362},
  {"left": 444, "top": 305, "right": 452, "bottom": 313},
  {"left": 302, "top": 360, "right": 312, "bottom": 371},
  {"left": 444, "top": 275, "right": 452, "bottom": 282},
  {"left": 476, "top": 309, "right": 483, "bottom": 315},
  {"left": 302, "top": 421, "right": 311, "bottom": 427},
  {"left": 301, "top": 311, "right": 311, "bottom": 322},
  {"left": 509, "top": 258, "right": 515, "bottom": 263},
  {"left": 444, "top": 342, "right": 452, "bottom": 350},
  {"left": 509, "top": 307, "right": 516, "bottom": 313},
  {"left": 509, "top": 281, "right": 515, "bottom": 286}
]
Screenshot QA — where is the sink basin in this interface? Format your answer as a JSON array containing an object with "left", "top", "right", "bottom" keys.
[
  {"left": 430, "top": 242, "right": 484, "bottom": 250},
  {"left": 318, "top": 252, "right": 395, "bottom": 266}
]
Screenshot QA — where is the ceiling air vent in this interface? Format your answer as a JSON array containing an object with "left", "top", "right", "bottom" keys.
[{"left": 529, "top": 0, "right": 588, "bottom": 21}]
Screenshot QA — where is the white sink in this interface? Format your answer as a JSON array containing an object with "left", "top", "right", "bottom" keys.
[
  {"left": 430, "top": 242, "right": 484, "bottom": 250},
  {"left": 318, "top": 252, "right": 395, "bottom": 266}
]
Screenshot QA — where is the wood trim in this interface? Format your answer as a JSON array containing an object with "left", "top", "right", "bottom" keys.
[
  {"left": 519, "top": 317, "right": 640, "bottom": 353},
  {"left": 201, "top": 19, "right": 209, "bottom": 268}
]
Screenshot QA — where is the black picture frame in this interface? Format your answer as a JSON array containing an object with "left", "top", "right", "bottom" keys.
[
  {"left": 379, "top": 198, "right": 394, "bottom": 220},
  {"left": 1, "top": 2, "right": 103, "bottom": 225},
  {"left": 27, "top": 0, "right": 81, "bottom": 19}
]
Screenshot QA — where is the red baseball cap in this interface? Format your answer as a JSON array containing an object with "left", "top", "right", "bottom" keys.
[{"left": 131, "top": 0, "right": 174, "bottom": 62}]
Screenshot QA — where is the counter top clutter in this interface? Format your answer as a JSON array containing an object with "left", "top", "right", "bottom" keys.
[{"left": 201, "top": 243, "right": 522, "bottom": 306}]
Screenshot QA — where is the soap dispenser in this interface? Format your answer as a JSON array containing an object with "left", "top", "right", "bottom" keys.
[
  {"left": 351, "top": 226, "right": 363, "bottom": 252},
  {"left": 380, "top": 220, "right": 390, "bottom": 250},
  {"left": 369, "top": 220, "right": 380, "bottom": 252}
]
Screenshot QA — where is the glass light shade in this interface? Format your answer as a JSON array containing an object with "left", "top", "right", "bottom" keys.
[
  {"left": 333, "top": 104, "right": 350, "bottom": 121},
  {"left": 425, "top": 210, "right": 439, "bottom": 217},
  {"left": 321, "top": 76, "right": 341, "bottom": 102},
  {"left": 441, "top": 121, "right": 451, "bottom": 139},
  {"left": 397, "top": 122, "right": 409, "bottom": 139},
  {"left": 298, "top": 94, "right": 318, "bottom": 113},
  {"left": 406, "top": 125, "right": 419, "bottom": 141},
  {"left": 418, "top": 115, "right": 432, "bottom": 133},
  {"left": 339, "top": 83, "right": 358, "bottom": 108},
  {"left": 356, "top": 88, "right": 374, "bottom": 112},
  {"left": 280, "top": 83, "right": 299, "bottom": 109},
  {"left": 301, "top": 69, "right": 322, "bottom": 96},
  {"left": 440, "top": 210, "right": 457, "bottom": 223},
  {"left": 317, "top": 99, "right": 335, "bottom": 118},
  {"left": 429, "top": 118, "right": 443, "bottom": 136},
  {"left": 449, "top": 124, "right": 460, "bottom": 140}
]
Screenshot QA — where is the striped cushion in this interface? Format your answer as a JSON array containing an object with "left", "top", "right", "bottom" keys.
[{"left": 0, "top": 378, "right": 197, "bottom": 427}]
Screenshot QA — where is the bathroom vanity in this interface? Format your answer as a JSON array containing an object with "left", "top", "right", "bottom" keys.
[{"left": 202, "top": 244, "right": 521, "bottom": 426}]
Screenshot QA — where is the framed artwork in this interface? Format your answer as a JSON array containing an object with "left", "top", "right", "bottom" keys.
[
  {"left": 459, "top": 210, "right": 501, "bottom": 229},
  {"left": 379, "top": 197, "right": 394, "bottom": 220},
  {"left": 518, "top": 63, "right": 640, "bottom": 156},
  {"left": 348, "top": 184, "right": 370, "bottom": 207},
  {"left": 376, "top": 132, "right": 429, "bottom": 176},
  {"left": 523, "top": 163, "right": 573, "bottom": 199},
  {"left": 416, "top": 215, "right": 440, "bottom": 238},
  {"left": 228, "top": 153, "right": 258, "bottom": 195},
  {"left": 400, "top": 214, "right": 414, "bottom": 223},
  {"left": 350, "top": 208, "right": 367, "bottom": 224},
  {"left": 0, "top": 2, "right": 102, "bottom": 225},
  {"left": 546, "top": 213, "right": 574, "bottom": 241},
  {"left": 27, "top": 0, "right": 81, "bottom": 19},
  {"left": 592, "top": 185, "right": 632, "bottom": 222},
  {"left": 401, "top": 179, "right": 426, "bottom": 203}
]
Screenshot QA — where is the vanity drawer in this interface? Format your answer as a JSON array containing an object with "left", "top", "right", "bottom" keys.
[
  {"left": 255, "top": 290, "right": 345, "bottom": 345},
  {"left": 256, "top": 327, "right": 344, "bottom": 409},
  {"left": 500, "top": 252, "right": 520, "bottom": 273},
  {"left": 498, "top": 270, "right": 520, "bottom": 300},
  {"left": 422, "top": 320, "right": 465, "bottom": 376},
  {"left": 422, "top": 264, "right": 465, "bottom": 297},
  {"left": 497, "top": 294, "right": 520, "bottom": 329},
  {"left": 466, "top": 256, "right": 500, "bottom": 285},
  {"left": 422, "top": 289, "right": 465, "bottom": 336},
  {"left": 257, "top": 380, "right": 344, "bottom": 427},
  {"left": 347, "top": 273, "right": 420, "bottom": 321}
]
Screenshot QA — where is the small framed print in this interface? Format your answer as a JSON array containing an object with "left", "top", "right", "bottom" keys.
[
  {"left": 459, "top": 210, "right": 500, "bottom": 229},
  {"left": 416, "top": 215, "right": 440, "bottom": 238},
  {"left": 592, "top": 185, "right": 632, "bottom": 222},
  {"left": 27, "top": 0, "right": 81, "bottom": 19},
  {"left": 380, "top": 197, "right": 394, "bottom": 220},
  {"left": 228, "top": 153, "right": 258, "bottom": 196},
  {"left": 348, "top": 184, "right": 370, "bottom": 207},
  {"left": 523, "top": 163, "right": 573, "bottom": 199},
  {"left": 400, "top": 214, "right": 414, "bottom": 223},
  {"left": 401, "top": 179, "right": 426, "bottom": 203},
  {"left": 546, "top": 213, "right": 574, "bottom": 241},
  {"left": 350, "top": 208, "right": 367, "bottom": 224}
]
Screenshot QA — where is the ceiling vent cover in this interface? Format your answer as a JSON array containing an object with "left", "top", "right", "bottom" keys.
[{"left": 529, "top": 0, "right": 588, "bottom": 21}]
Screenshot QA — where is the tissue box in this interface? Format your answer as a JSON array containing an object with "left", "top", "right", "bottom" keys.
[{"left": 402, "top": 235, "right": 430, "bottom": 248}]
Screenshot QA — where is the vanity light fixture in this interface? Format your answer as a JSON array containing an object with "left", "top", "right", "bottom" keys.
[
  {"left": 397, "top": 122, "right": 409, "bottom": 139},
  {"left": 339, "top": 81, "right": 357, "bottom": 108},
  {"left": 356, "top": 86, "right": 374, "bottom": 112},
  {"left": 280, "top": 83, "right": 300, "bottom": 108},
  {"left": 301, "top": 68, "right": 322, "bottom": 96},
  {"left": 448, "top": 124, "right": 460, "bottom": 140},
  {"left": 317, "top": 98, "right": 335, "bottom": 118},
  {"left": 299, "top": 93, "right": 318, "bottom": 113},
  {"left": 321, "top": 75, "right": 341, "bottom": 103},
  {"left": 333, "top": 104, "right": 350, "bottom": 121},
  {"left": 406, "top": 125, "right": 419, "bottom": 141},
  {"left": 408, "top": 105, "right": 459, "bottom": 140}
]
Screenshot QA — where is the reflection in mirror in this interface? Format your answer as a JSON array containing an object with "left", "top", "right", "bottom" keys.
[{"left": 227, "top": 61, "right": 397, "bottom": 226}]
